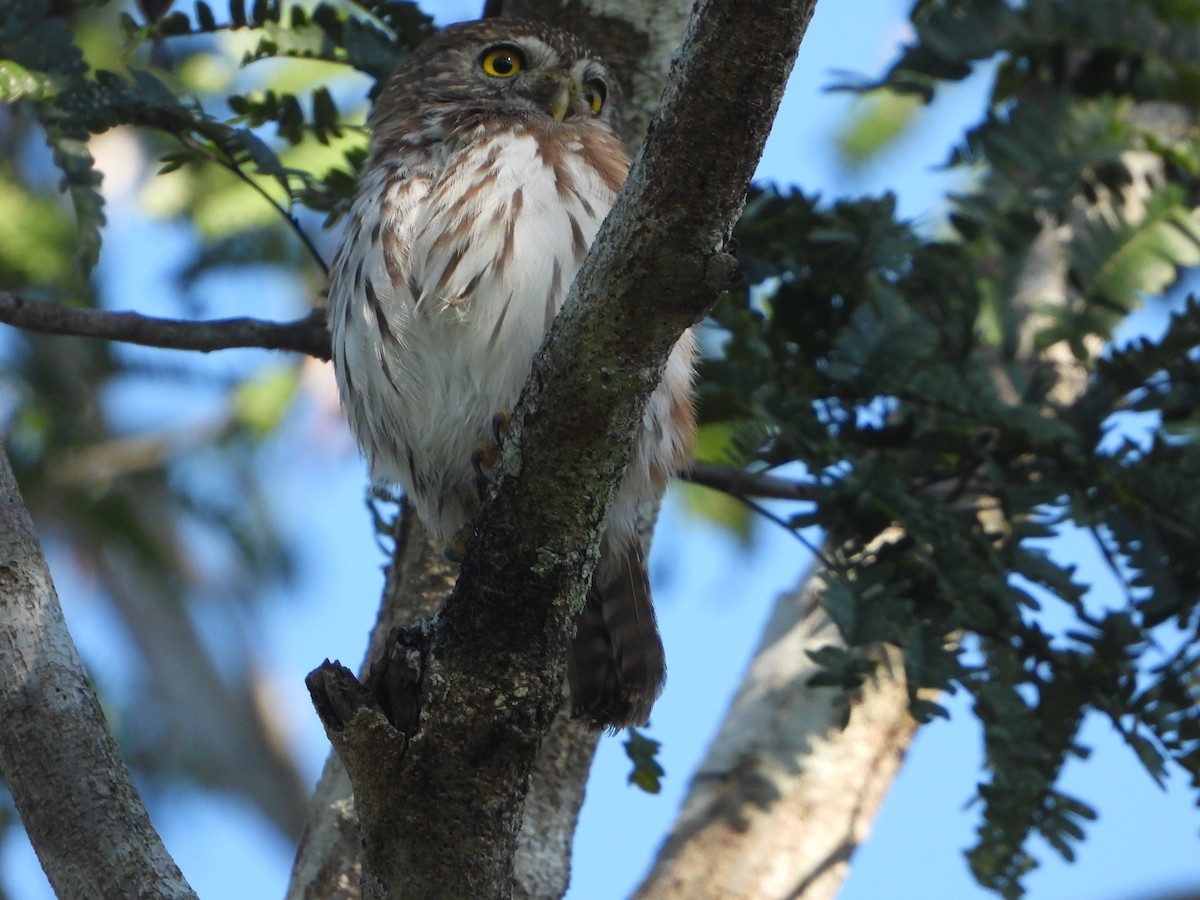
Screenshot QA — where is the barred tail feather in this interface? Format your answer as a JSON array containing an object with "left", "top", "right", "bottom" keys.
[{"left": 567, "top": 537, "right": 665, "bottom": 730}]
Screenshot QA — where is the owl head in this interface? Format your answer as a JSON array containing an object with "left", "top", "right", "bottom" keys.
[{"left": 370, "top": 19, "right": 624, "bottom": 147}]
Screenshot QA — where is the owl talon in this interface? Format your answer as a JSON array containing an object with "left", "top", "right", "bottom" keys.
[
  {"left": 470, "top": 408, "right": 512, "bottom": 489},
  {"left": 471, "top": 473, "right": 491, "bottom": 505},
  {"left": 471, "top": 442, "right": 500, "bottom": 480},
  {"left": 443, "top": 527, "right": 470, "bottom": 563},
  {"left": 491, "top": 409, "right": 511, "bottom": 445}
]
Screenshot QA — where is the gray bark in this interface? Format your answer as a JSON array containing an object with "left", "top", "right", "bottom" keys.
[
  {"left": 512, "top": 707, "right": 599, "bottom": 900},
  {"left": 0, "top": 444, "right": 197, "bottom": 900},
  {"left": 287, "top": 510, "right": 601, "bottom": 900}
]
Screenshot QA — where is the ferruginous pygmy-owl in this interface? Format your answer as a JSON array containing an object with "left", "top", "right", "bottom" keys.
[{"left": 327, "top": 19, "right": 696, "bottom": 729}]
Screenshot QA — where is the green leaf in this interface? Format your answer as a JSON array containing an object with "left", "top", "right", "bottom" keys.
[
  {"left": 235, "top": 127, "right": 285, "bottom": 173},
  {"left": 44, "top": 127, "right": 105, "bottom": 274},
  {"left": 231, "top": 366, "right": 299, "bottom": 438},
  {"left": 311, "top": 85, "right": 340, "bottom": 141},
  {"left": 1071, "top": 185, "right": 1200, "bottom": 316},
  {"left": 0, "top": 60, "right": 55, "bottom": 101},
  {"left": 835, "top": 90, "right": 923, "bottom": 165},
  {"left": 623, "top": 728, "right": 665, "bottom": 794}
]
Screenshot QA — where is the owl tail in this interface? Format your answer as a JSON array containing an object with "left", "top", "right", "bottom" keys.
[{"left": 567, "top": 537, "right": 666, "bottom": 730}]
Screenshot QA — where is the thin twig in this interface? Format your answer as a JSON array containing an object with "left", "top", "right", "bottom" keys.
[
  {"left": 177, "top": 135, "right": 330, "bottom": 276},
  {"left": 0, "top": 293, "right": 331, "bottom": 360},
  {"left": 681, "top": 460, "right": 818, "bottom": 502},
  {"left": 735, "top": 494, "right": 836, "bottom": 568},
  {"left": 679, "top": 461, "right": 832, "bottom": 563}
]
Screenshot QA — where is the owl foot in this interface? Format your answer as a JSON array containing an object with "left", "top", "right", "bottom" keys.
[
  {"left": 443, "top": 526, "right": 470, "bottom": 563},
  {"left": 445, "top": 411, "right": 512, "bottom": 563},
  {"left": 469, "top": 409, "right": 511, "bottom": 502}
]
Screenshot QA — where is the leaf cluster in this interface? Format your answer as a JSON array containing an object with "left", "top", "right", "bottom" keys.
[
  {"left": 708, "top": 1, "right": 1200, "bottom": 894},
  {"left": 0, "top": 0, "right": 432, "bottom": 275}
]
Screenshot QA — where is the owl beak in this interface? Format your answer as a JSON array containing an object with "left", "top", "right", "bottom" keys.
[{"left": 543, "top": 72, "right": 576, "bottom": 122}]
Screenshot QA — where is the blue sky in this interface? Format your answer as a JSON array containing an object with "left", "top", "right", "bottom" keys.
[{"left": 4, "top": 1, "right": 1199, "bottom": 898}]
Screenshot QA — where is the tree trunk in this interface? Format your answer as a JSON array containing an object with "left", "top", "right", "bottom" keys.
[
  {"left": 0, "top": 445, "right": 198, "bottom": 900},
  {"left": 287, "top": 505, "right": 453, "bottom": 900},
  {"left": 634, "top": 575, "right": 915, "bottom": 900}
]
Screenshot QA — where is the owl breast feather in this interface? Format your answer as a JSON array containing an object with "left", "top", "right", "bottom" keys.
[{"left": 328, "top": 126, "right": 623, "bottom": 543}]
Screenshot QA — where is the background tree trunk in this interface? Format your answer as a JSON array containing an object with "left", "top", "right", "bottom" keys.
[
  {"left": 0, "top": 445, "right": 198, "bottom": 900},
  {"left": 633, "top": 575, "right": 914, "bottom": 900}
]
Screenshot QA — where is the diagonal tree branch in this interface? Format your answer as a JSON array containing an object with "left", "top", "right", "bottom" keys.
[
  {"left": 0, "top": 444, "right": 197, "bottom": 900},
  {"left": 0, "top": 292, "right": 332, "bottom": 360},
  {"left": 304, "top": 0, "right": 819, "bottom": 896}
]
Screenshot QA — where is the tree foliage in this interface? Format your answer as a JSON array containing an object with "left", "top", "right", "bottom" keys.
[
  {"left": 708, "top": 2, "right": 1200, "bottom": 893},
  {"left": 1, "top": 0, "right": 1199, "bottom": 897}
]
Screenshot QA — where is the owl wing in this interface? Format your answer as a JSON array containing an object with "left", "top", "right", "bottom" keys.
[{"left": 328, "top": 163, "right": 427, "bottom": 486}]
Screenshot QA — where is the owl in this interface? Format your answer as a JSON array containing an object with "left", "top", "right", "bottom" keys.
[{"left": 327, "top": 19, "right": 696, "bottom": 729}]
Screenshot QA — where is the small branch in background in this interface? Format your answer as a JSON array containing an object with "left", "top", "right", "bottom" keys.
[
  {"left": 681, "top": 460, "right": 818, "bottom": 503},
  {"left": 0, "top": 293, "right": 332, "bottom": 360},
  {"left": 53, "top": 419, "right": 231, "bottom": 487}
]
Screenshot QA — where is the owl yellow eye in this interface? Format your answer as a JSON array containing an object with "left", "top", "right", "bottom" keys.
[
  {"left": 583, "top": 80, "right": 606, "bottom": 115},
  {"left": 481, "top": 47, "right": 523, "bottom": 78}
]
